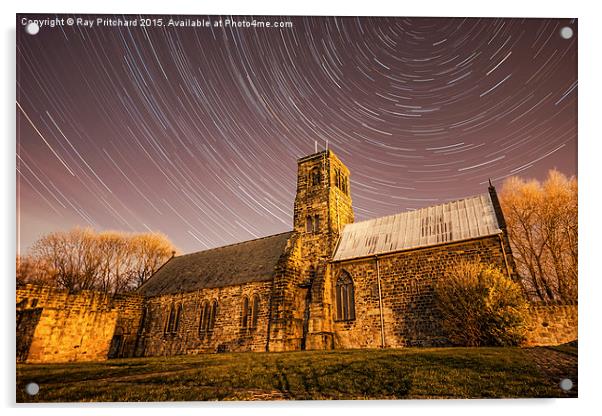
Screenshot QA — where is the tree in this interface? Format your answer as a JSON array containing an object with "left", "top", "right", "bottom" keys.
[
  {"left": 499, "top": 170, "right": 577, "bottom": 302},
  {"left": 128, "top": 233, "right": 175, "bottom": 288},
  {"left": 16, "top": 255, "right": 51, "bottom": 286},
  {"left": 435, "top": 260, "right": 530, "bottom": 347},
  {"left": 30, "top": 228, "right": 101, "bottom": 292},
  {"left": 22, "top": 227, "right": 177, "bottom": 294}
]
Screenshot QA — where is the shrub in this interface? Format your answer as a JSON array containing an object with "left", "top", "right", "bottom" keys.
[{"left": 435, "top": 260, "right": 530, "bottom": 346}]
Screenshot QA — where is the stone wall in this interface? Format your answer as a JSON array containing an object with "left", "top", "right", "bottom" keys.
[
  {"left": 523, "top": 303, "right": 578, "bottom": 346},
  {"left": 16, "top": 285, "right": 144, "bottom": 363},
  {"left": 140, "top": 280, "right": 273, "bottom": 356},
  {"left": 329, "top": 235, "right": 512, "bottom": 349},
  {"left": 109, "top": 294, "right": 147, "bottom": 358}
]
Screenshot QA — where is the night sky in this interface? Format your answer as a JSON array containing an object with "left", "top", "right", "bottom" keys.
[{"left": 16, "top": 15, "right": 577, "bottom": 254}]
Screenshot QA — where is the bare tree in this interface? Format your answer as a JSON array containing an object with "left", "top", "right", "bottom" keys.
[
  {"left": 16, "top": 255, "right": 51, "bottom": 286},
  {"left": 499, "top": 170, "right": 577, "bottom": 302},
  {"left": 128, "top": 232, "right": 175, "bottom": 288},
  {"left": 30, "top": 228, "right": 101, "bottom": 292},
  {"left": 23, "top": 228, "right": 177, "bottom": 294}
]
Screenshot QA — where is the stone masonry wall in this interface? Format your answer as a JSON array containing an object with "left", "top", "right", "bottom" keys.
[
  {"left": 140, "top": 280, "right": 273, "bottom": 356},
  {"left": 16, "top": 285, "right": 144, "bottom": 363},
  {"left": 523, "top": 303, "right": 578, "bottom": 346},
  {"left": 266, "top": 233, "right": 307, "bottom": 352},
  {"left": 330, "top": 235, "right": 511, "bottom": 349}
]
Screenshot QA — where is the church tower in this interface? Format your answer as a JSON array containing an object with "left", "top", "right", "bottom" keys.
[
  {"left": 267, "top": 149, "right": 354, "bottom": 352},
  {"left": 293, "top": 149, "right": 354, "bottom": 350}
]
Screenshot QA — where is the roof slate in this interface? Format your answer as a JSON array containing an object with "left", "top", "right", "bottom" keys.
[
  {"left": 137, "top": 231, "right": 293, "bottom": 296},
  {"left": 333, "top": 193, "right": 501, "bottom": 261}
]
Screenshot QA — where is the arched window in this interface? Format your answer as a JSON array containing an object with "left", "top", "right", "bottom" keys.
[
  {"left": 306, "top": 215, "right": 313, "bottom": 233},
  {"left": 165, "top": 304, "right": 174, "bottom": 334},
  {"left": 242, "top": 295, "right": 260, "bottom": 330},
  {"left": 199, "top": 301, "right": 209, "bottom": 337},
  {"left": 208, "top": 300, "right": 218, "bottom": 333},
  {"left": 335, "top": 271, "right": 356, "bottom": 321},
  {"left": 165, "top": 303, "right": 181, "bottom": 334},
  {"left": 174, "top": 304, "right": 183, "bottom": 332},
  {"left": 241, "top": 296, "right": 249, "bottom": 329},
  {"left": 200, "top": 300, "right": 217, "bottom": 337},
  {"left": 311, "top": 167, "right": 321, "bottom": 186},
  {"left": 335, "top": 168, "right": 341, "bottom": 188},
  {"left": 314, "top": 215, "right": 320, "bottom": 232},
  {"left": 251, "top": 295, "right": 260, "bottom": 329}
]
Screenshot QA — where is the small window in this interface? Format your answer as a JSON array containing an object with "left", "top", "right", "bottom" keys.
[
  {"left": 311, "top": 167, "right": 321, "bottom": 186},
  {"left": 199, "top": 301, "right": 209, "bottom": 337},
  {"left": 335, "top": 271, "right": 356, "bottom": 321},
  {"left": 306, "top": 216, "right": 313, "bottom": 233},
  {"left": 165, "top": 304, "right": 176, "bottom": 334},
  {"left": 174, "top": 304, "right": 183, "bottom": 332},
  {"left": 200, "top": 300, "right": 217, "bottom": 337},
  {"left": 242, "top": 295, "right": 260, "bottom": 330},
  {"left": 241, "top": 296, "right": 249, "bottom": 329},
  {"left": 313, "top": 215, "right": 320, "bottom": 233},
  {"left": 251, "top": 295, "right": 260, "bottom": 328},
  {"left": 208, "top": 300, "right": 218, "bottom": 333}
]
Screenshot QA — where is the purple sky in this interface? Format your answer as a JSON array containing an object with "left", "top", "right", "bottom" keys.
[{"left": 16, "top": 15, "right": 577, "bottom": 254}]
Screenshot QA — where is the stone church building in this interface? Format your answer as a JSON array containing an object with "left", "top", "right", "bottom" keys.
[{"left": 16, "top": 150, "right": 576, "bottom": 363}]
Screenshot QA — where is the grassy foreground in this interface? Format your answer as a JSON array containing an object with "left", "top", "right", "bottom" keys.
[{"left": 16, "top": 345, "right": 577, "bottom": 402}]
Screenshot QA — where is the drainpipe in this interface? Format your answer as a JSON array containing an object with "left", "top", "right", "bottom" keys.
[{"left": 375, "top": 255, "right": 385, "bottom": 349}]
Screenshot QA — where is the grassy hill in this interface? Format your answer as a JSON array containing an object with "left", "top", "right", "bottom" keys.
[{"left": 16, "top": 345, "right": 577, "bottom": 402}]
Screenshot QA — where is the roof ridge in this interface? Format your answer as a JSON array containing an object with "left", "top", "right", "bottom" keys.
[{"left": 175, "top": 230, "right": 294, "bottom": 258}]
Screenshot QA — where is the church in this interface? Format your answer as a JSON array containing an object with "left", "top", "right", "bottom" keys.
[
  {"left": 127, "top": 149, "right": 518, "bottom": 356},
  {"left": 21, "top": 148, "right": 568, "bottom": 363}
]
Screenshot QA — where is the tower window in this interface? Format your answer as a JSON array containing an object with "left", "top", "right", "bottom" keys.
[
  {"left": 306, "top": 214, "right": 320, "bottom": 233},
  {"left": 311, "top": 167, "right": 321, "bottom": 186},
  {"left": 335, "top": 271, "right": 356, "bottom": 321},
  {"left": 306, "top": 216, "right": 313, "bottom": 233}
]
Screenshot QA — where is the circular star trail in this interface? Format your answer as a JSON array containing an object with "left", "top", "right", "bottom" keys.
[{"left": 16, "top": 15, "right": 577, "bottom": 253}]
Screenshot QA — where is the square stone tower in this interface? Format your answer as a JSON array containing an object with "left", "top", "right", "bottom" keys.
[
  {"left": 294, "top": 150, "right": 354, "bottom": 350},
  {"left": 267, "top": 149, "right": 355, "bottom": 351}
]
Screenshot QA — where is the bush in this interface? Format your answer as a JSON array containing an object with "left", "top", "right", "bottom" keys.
[{"left": 435, "top": 260, "right": 530, "bottom": 346}]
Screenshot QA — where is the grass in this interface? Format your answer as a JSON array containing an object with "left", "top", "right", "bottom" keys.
[{"left": 16, "top": 345, "right": 577, "bottom": 402}]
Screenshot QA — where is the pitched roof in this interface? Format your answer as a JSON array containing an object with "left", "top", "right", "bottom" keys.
[
  {"left": 332, "top": 193, "right": 501, "bottom": 261},
  {"left": 138, "top": 232, "right": 293, "bottom": 296}
]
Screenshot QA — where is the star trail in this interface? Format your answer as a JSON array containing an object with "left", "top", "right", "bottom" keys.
[{"left": 16, "top": 15, "right": 577, "bottom": 254}]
